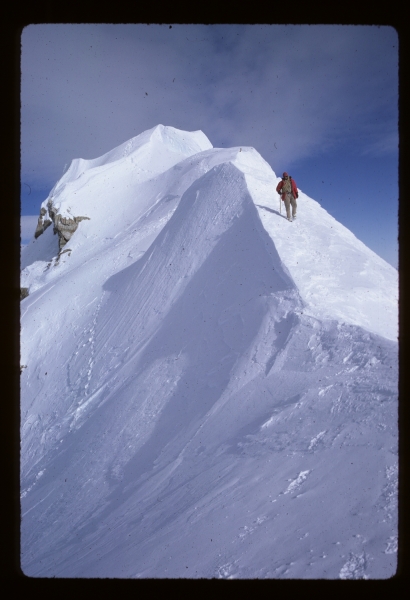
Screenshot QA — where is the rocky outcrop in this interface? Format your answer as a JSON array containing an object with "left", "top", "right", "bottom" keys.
[
  {"left": 34, "top": 200, "right": 90, "bottom": 250},
  {"left": 34, "top": 207, "right": 52, "bottom": 239},
  {"left": 53, "top": 215, "right": 90, "bottom": 250},
  {"left": 20, "top": 287, "right": 29, "bottom": 300}
]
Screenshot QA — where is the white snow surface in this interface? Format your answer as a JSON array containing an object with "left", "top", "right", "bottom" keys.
[{"left": 21, "top": 125, "right": 398, "bottom": 578}]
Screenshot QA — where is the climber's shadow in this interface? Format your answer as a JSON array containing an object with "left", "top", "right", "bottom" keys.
[{"left": 256, "top": 205, "right": 288, "bottom": 220}]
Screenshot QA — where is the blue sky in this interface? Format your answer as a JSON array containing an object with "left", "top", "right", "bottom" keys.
[{"left": 21, "top": 24, "right": 398, "bottom": 267}]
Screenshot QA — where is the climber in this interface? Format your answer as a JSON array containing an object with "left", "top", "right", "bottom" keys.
[{"left": 276, "top": 172, "right": 299, "bottom": 221}]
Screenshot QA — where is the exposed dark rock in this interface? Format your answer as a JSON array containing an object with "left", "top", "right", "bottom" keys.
[
  {"left": 34, "top": 207, "right": 52, "bottom": 239},
  {"left": 47, "top": 200, "right": 56, "bottom": 222},
  {"left": 20, "top": 287, "right": 29, "bottom": 300},
  {"left": 54, "top": 215, "right": 90, "bottom": 249},
  {"left": 33, "top": 200, "right": 90, "bottom": 249},
  {"left": 54, "top": 248, "right": 72, "bottom": 266}
]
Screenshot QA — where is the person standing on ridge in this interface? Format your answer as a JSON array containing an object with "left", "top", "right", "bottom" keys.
[{"left": 276, "top": 172, "right": 299, "bottom": 221}]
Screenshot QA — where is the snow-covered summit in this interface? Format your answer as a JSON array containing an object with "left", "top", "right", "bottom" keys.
[
  {"left": 55, "top": 124, "right": 212, "bottom": 189},
  {"left": 20, "top": 126, "right": 398, "bottom": 579},
  {"left": 29, "top": 124, "right": 213, "bottom": 240}
]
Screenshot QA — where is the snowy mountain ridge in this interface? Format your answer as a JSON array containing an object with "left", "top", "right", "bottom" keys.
[
  {"left": 22, "top": 125, "right": 397, "bottom": 340},
  {"left": 52, "top": 124, "right": 213, "bottom": 200},
  {"left": 20, "top": 125, "right": 398, "bottom": 578}
]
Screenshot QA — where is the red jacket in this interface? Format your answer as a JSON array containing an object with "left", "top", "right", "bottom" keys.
[{"left": 276, "top": 177, "right": 298, "bottom": 200}]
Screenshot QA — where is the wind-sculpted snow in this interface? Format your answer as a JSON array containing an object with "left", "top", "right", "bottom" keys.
[
  {"left": 20, "top": 126, "right": 398, "bottom": 578},
  {"left": 50, "top": 124, "right": 212, "bottom": 206}
]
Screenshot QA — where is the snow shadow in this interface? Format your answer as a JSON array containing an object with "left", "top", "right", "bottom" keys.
[
  {"left": 118, "top": 205, "right": 292, "bottom": 460},
  {"left": 256, "top": 204, "right": 289, "bottom": 220},
  {"left": 264, "top": 312, "right": 299, "bottom": 375},
  {"left": 21, "top": 223, "right": 59, "bottom": 270},
  {"left": 64, "top": 186, "right": 301, "bottom": 539},
  {"left": 21, "top": 165, "right": 302, "bottom": 557}
]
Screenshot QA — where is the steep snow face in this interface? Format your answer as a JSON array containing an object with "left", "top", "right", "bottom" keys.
[
  {"left": 230, "top": 150, "right": 398, "bottom": 341},
  {"left": 20, "top": 126, "right": 398, "bottom": 579},
  {"left": 20, "top": 158, "right": 300, "bottom": 478},
  {"left": 22, "top": 125, "right": 213, "bottom": 272}
]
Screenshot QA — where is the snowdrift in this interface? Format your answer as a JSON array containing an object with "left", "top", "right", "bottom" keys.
[{"left": 20, "top": 125, "right": 398, "bottom": 578}]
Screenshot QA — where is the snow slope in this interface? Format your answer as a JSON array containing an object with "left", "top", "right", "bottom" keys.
[{"left": 20, "top": 125, "right": 398, "bottom": 578}]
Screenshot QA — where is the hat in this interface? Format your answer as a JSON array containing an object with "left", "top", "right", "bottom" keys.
[{"left": 282, "top": 172, "right": 288, "bottom": 177}]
